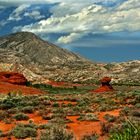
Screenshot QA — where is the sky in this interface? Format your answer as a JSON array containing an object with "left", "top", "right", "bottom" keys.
[{"left": 0, "top": 0, "right": 140, "bottom": 62}]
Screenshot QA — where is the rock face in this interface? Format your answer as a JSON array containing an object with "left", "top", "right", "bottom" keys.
[
  {"left": 94, "top": 77, "right": 114, "bottom": 92},
  {"left": 0, "top": 72, "right": 27, "bottom": 85}
]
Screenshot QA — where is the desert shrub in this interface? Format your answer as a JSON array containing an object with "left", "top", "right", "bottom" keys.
[
  {"left": 0, "top": 111, "right": 10, "bottom": 120},
  {"left": 0, "top": 95, "right": 27, "bottom": 109},
  {"left": 42, "top": 114, "right": 53, "bottom": 120},
  {"left": 131, "top": 110, "right": 140, "bottom": 117},
  {"left": 77, "top": 114, "right": 99, "bottom": 121},
  {"left": 33, "top": 83, "right": 52, "bottom": 90},
  {"left": 38, "top": 124, "right": 51, "bottom": 129},
  {"left": 1, "top": 98, "right": 16, "bottom": 109},
  {"left": 40, "top": 127, "right": 74, "bottom": 140},
  {"left": 135, "top": 103, "right": 140, "bottom": 108},
  {"left": 7, "top": 108, "right": 18, "bottom": 114},
  {"left": 78, "top": 97, "right": 91, "bottom": 106},
  {"left": 120, "top": 106, "right": 130, "bottom": 115},
  {"left": 104, "top": 114, "right": 116, "bottom": 122},
  {"left": 52, "top": 102, "right": 60, "bottom": 107},
  {"left": 100, "top": 122, "right": 113, "bottom": 135},
  {"left": 22, "top": 106, "right": 34, "bottom": 113},
  {"left": 81, "top": 132, "right": 99, "bottom": 140},
  {"left": 12, "top": 123, "right": 37, "bottom": 139},
  {"left": 109, "top": 119, "right": 140, "bottom": 140},
  {"left": 13, "top": 113, "right": 29, "bottom": 121}
]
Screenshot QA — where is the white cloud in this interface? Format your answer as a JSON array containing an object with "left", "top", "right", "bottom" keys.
[
  {"left": 118, "top": 0, "right": 140, "bottom": 10},
  {"left": 58, "top": 33, "right": 84, "bottom": 44},
  {"left": 24, "top": 11, "right": 45, "bottom": 20},
  {"left": 0, "top": 20, "right": 7, "bottom": 28},
  {"left": 0, "top": 5, "right": 4, "bottom": 9},
  {"left": 0, "top": 0, "right": 123, "bottom": 6},
  {"left": 13, "top": 0, "right": 140, "bottom": 44},
  {"left": 8, "top": 4, "right": 30, "bottom": 21},
  {"left": 7, "top": 4, "right": 45, "bottom": 22},
  {"left": 12, "top": 25, "right": 23, "bottom": 32}
]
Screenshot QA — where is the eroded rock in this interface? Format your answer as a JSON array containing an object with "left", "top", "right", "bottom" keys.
[
  {"left": 93, "top": 77, "right": 114, "bottom": 92},
  {"left": 0, "top": 71, "right": 27, "bottom": 85}
]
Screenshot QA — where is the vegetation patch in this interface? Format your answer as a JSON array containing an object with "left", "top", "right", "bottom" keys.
[
  {"left": 12, "top": 123, "right": 37, "bottom": 139},
  {"left": 13, "top": 113, "right": 29, "bottom": 121},
  {"left": 77, "top": 113, "right": 99, "bottom": 121}
]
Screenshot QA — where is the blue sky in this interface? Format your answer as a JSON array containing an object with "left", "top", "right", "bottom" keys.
[{"left": 0, "top": 0, "right": 140, "bottom": 62}]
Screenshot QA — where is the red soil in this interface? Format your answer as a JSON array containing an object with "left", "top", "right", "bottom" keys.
[
  {"left": 0, "top": 82, "right": 45, "bottom": 94},
  {"left": 0, "top": 109, "right": 121, "bottom": 140},
  {"left": 66, "top": 109, "right": 120, "bottom": 140},
  {"left": 0, "top": 71, "right": 27, "bottom": 85},
  {"left": 47, "top": 81, "right": 67, "bottom": 87},
  {"left": 0, "top": 113, "right": 48, "bottom": 140},
  {"left": 98, "top": 109, "right": 120, "bottom": 122},
  {"left": 0, "top": 121, "right": 15, "bottom": 133},
  {"left": 67, "top": 116, "right": 101, "bottom": 140}
]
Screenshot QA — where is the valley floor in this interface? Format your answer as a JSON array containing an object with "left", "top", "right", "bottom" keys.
[{"left": 0, "top": 83, "right": 139, "bottom": 140}]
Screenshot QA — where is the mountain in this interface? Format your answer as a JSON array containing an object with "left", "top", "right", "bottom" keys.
[
  {"left": 0, "top": 32, "right": 100, "bottom": 83},
  {"left": 0, "top": 32, "right": 90, "bottom": 66},
  {"left": 0, "top": 32, "right": 140, "bottom": 84}
]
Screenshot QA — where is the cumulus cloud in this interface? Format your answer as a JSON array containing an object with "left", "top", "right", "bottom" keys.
[
  {"left": 8, "top": 4, "right": 30, "bottom": 21},
  {"left": 0, "top": 0, "right": 124, "bottom": 6},
  {"left": 24, "top": 11, "right": 45, "bottom": 20},
  {"left": 58, "top": 33, "right": 84, "bottom": 44},
  {"left": 118, "top": 0, "right": 140, "bottom": 10},
  {"left": 13, "top": 0, "right": 140, "bottom": 44}
]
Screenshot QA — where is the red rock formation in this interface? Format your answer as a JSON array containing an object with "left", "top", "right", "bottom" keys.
[
  {"left": 0, "top": 72, "right": 27, "bottom": 85},
  {"left": 93, "top": 77, "right": 114, "bottom": 93}
]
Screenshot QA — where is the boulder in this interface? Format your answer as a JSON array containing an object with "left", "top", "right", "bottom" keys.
[
  {"left": 0, "top": 71, "right": 27, "bottom": 85},
  {"left": 93, "top": 77, "right": 114, "bottom": 92}
]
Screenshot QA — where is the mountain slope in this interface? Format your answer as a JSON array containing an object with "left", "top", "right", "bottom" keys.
[
  {"left": 0, "top": 32, "right": 140, "bottom": 84},
  {"left": 0, "top": 32, "right": 90, "bottom": 66},
  {"left": 0, "top": 32, "right": 100, "bottom": 83}
]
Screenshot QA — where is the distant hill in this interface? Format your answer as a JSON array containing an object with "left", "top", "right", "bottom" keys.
[{"left": 0, "top": 32, "right": 140, "bottom": 84}]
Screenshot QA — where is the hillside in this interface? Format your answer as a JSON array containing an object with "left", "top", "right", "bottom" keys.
[
  {"left": 0, "top": 32, "right": 97, "bottom": 83},
  {"left": 0, "top": 32, "right": 140, "bottom": 84}
]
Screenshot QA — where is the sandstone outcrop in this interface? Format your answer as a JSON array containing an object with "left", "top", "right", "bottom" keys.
[
  {"left": 0, "top": 71, "right": 27, "bottom": 85},
  {"left": 93, "top": 77, "right": 114, "bottom": 92}
]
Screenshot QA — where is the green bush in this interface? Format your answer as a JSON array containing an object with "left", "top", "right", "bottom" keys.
[
  {"left": 12, "top": 123, "right": 37, "bottom": 139},
  {"left": 22, "top": 106, "right": 34, "bottom": 113},
  {"left": 104, "top": 114, "right": 116, "bottom": 122},
  {"left": 40, "top": 127, "right": 74, "bottom": 140},
  {"left": 13, "top": 113, "right": 29, "bottom": 121},
  {"left": 0, "top": 111, "right": 10, "bottom": 121},
  {"left": 52, "top": 102, "right": 60, "bottom": 107},
  {"left": 77, "top": 114, "right": 99, "bottom": 121}
]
